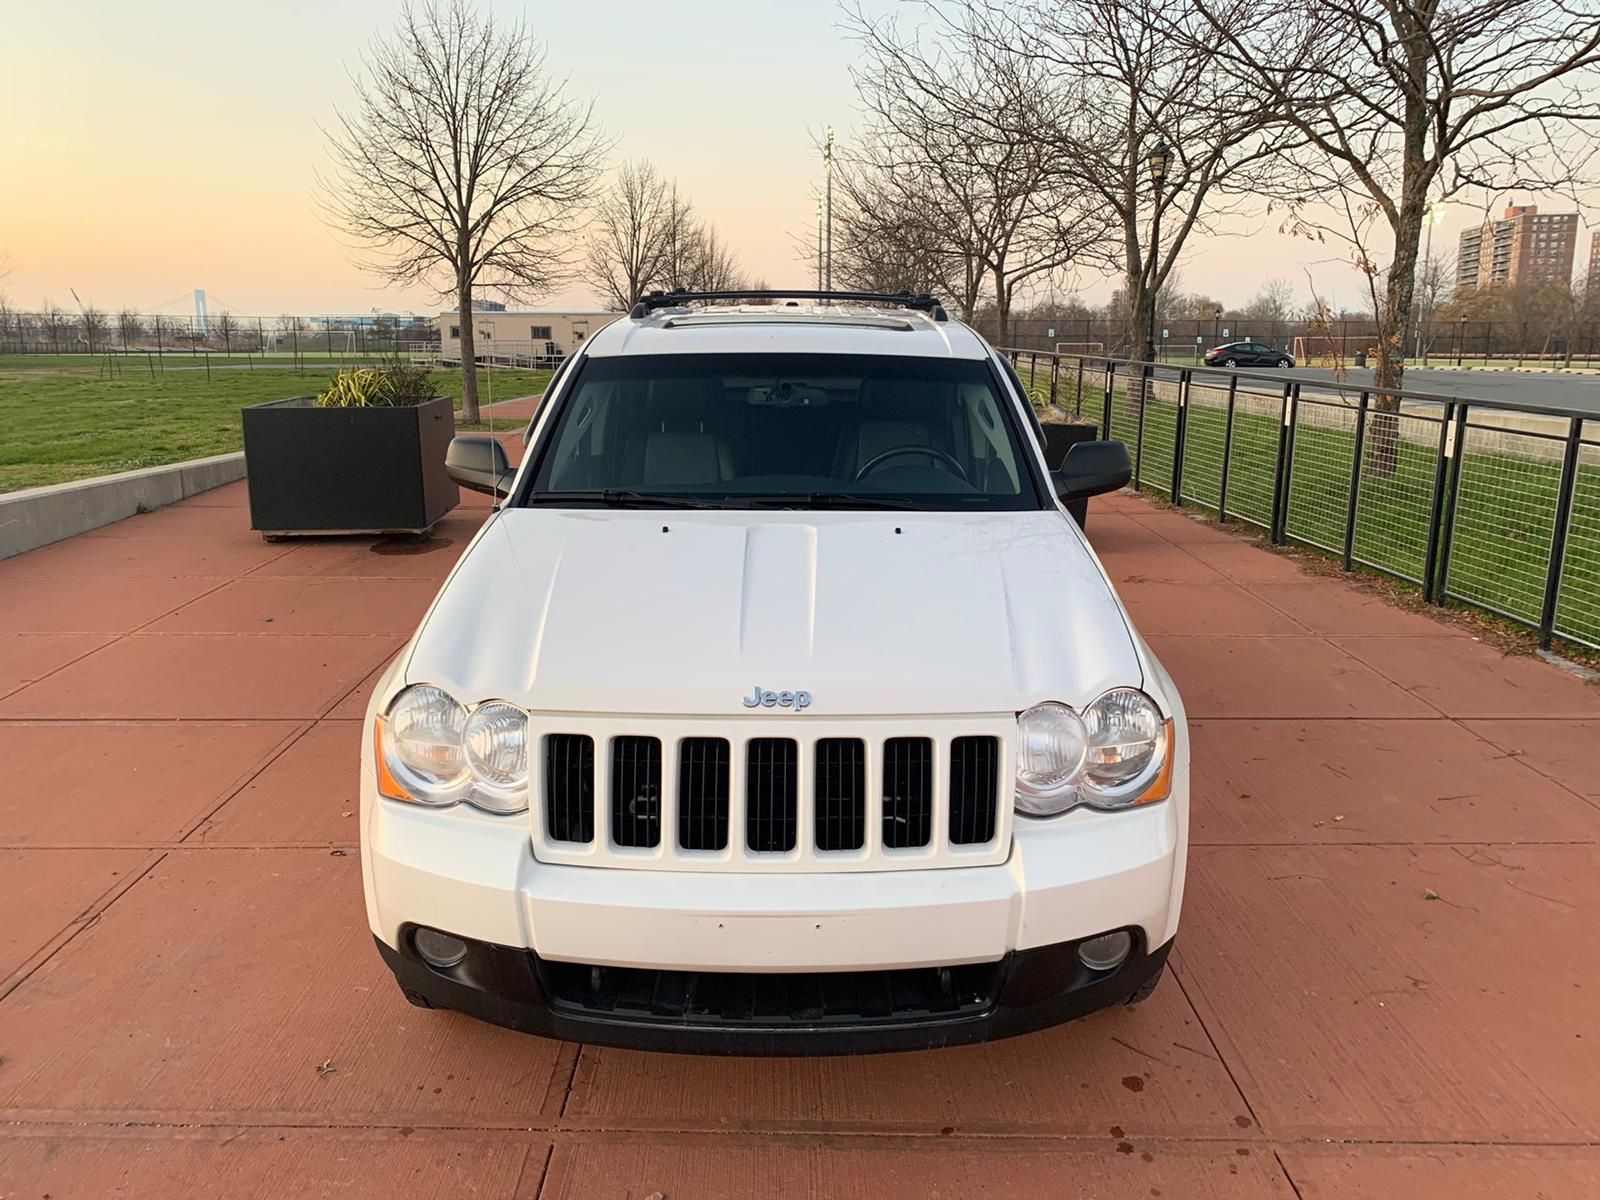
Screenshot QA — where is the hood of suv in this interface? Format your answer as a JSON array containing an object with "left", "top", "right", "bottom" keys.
[{"left": 402, "top": 508, "right": 1141, "bottom": 717}]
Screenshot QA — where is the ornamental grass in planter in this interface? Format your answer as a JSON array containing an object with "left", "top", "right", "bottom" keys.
[{"left": 242, "top": 360, "right": 458, "bottom": 537}]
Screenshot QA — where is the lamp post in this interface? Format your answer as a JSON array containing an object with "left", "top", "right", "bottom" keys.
[
  {"left": 824, "top": 127, "right": 835, "bottom": 293},
  {"left": 1415, "top": 199, "right": 1446, "bottom": 359},
  {"left": 816, "top": 196, "right": 824, "bottom": 293},
  {"left": 1213, "top": 307, "right": 1221, "bottom": 347},
  {"left": 1143, "top": 139, "right": 1170, "bottom": 366}
]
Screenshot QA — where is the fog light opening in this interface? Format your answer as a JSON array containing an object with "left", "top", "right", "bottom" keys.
[
  {"left": 1077, "top": 930, "right": 1133, "bottom": 972},
  {"left": 414, "top": 927, "right": 468, "bottom": 970}
]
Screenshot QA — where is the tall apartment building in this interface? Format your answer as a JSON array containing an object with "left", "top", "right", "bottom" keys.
[
  {"left": 1456, "top": 204, "right": 1578, "bottom": 290},
  {"left": 1589, "top": 231, "right": 1600, "bottom": 287}
]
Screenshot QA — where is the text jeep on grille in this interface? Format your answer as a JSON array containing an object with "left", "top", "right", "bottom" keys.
[{"left": 360, "top": 289, "right": 1189, "bottom": 1054}]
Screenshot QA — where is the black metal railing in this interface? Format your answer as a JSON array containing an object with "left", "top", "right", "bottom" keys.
[{"left": 1007, "top": 348, "right": 1600, "bottom": 652}]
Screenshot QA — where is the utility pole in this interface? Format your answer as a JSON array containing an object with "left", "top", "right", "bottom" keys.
[
  {"left": 1416, "top": 200, "right": 1446, "bottom": 359},
  {"left": 817, "top": 196, "right": 824, "bottom": 292},
  {"left": 824, "top": 127, "right": 834, "bottom": 292}
]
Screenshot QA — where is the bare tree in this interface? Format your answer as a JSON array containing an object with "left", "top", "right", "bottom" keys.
[
  {"left": 321, "top": 0, "right": 609, "bottom": 420},
  {"left": 831, "top": 152, "right": 985, "bottom": 318},
  {"left": 686, "top": 225, "right": 745, "bottom": 293},
  {"left": 1411, "top": 254, "right": 1453, "bottom": 356},
  {"left": 79, "top": 306, "right": 107, "bottom": 354},
  {"left": 845, "top": 5, "right": 1118, "bottom": 345},
  {"left": 634, "top": 184, "right": 747, "bottom": 296},
  {"left": 1243, "top": 279, "right": 1297, "bottom": 326},
  {"left": 116, "top": 308, "right": 144, "bottom": 351},
  {"left": 903, "top": 0, "right": 1294, "bottom": 362},
  {"left": 1198, "top": 0, "right": 1600, "bottom": 466},
  {"left": 586, "top": 160, "right": 672, "bottom": 309},
  {"left": 213, "top": 310, "right": 240, "bottom": 354},
  {"left": 39, "top": 302, "right": 67, "bottom": 354}
]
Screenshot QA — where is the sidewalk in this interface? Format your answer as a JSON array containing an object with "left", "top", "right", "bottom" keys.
[{"left": 1, "top": 483, "right": 1597, "bottom": 1197}]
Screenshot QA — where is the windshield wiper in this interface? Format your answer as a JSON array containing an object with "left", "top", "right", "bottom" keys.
[
  {"left": 524, "top": 489, "right": 734, "bottom": 510},
  {"left": 742, "top": 492, "right": 923, "bottom": 511}
]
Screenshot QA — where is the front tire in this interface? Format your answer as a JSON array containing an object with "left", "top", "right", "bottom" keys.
[
  {"left": 1277, "top": 358, "right": 1292, "bottom": 368},
  {"left": 1222, "top": 358, "right": 1238, "bottom": 367}
]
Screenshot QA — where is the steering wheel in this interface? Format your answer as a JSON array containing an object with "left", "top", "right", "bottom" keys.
[{"left": 854, "top": 445, "right": 969, "bottom": 483}]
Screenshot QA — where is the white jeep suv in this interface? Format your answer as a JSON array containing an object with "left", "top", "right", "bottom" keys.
[{"left": 360, "top": 290, "right": 1188, "bottom": 1054}]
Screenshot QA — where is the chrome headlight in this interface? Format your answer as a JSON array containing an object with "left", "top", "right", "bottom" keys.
[
  {"left": 1014, "top": 702, "right": 1089, "bottom": 815},
  {"left": 1014, "top": 690, "right": 1171, "bottom": 816},
  {"left": 1079, "top": 688, "right": 1170, "bottom": 808},
  {"left": 378, "top": 685, "right": 529, "bottom": 815},
  {"left": 461, "top": 700, "right": 530, "bottom": 813}
]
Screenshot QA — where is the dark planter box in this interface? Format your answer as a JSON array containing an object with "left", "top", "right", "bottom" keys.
[
  {"left": 242, "top": 395, "right": 458, "bottom": 535},
  {"left": 1039, "top": 418, "right": 1101, "bottom": 529},
  {"left": 1039, "top": 418, "right": 1101, "bottom": 469}
]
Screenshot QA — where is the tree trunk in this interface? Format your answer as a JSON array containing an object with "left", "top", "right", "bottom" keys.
[
  {"left": 1366, "top": 206, "right": 1423, "bottom": 477},
  {"left": 1127, "top": 287, "right": 1150, "bottom": 368},
  {"left": 457, "top": 277, "right": 480, "bottom": 424},
  {"left": 992, "top": 267, "right": 1010, "bottom": 348}
]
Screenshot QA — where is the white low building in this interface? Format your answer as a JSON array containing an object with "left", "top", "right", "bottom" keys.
[{"left": 436, "top": 309, "right": 621, "bottom": 364}]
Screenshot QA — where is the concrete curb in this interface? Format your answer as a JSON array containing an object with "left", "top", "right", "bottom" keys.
[{"left": 0, "top": 452, "right": 246, "bottom": 559}]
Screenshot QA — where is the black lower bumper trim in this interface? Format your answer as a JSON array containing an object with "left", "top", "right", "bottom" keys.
[{"left": 377, "top": 928, "right": 1173, "bottom": 1056}]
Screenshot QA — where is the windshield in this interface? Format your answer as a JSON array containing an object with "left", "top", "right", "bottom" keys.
[{"left": 520, "top": 353, "right": 1043, "bottom": 511}]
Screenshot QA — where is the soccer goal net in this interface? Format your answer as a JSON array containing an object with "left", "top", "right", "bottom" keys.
[
  {"left": 1052, "top": 341, "right": 1106, "bottom": 358},
  {"left": 265, "top": 329, "right": 356, "bottom": 355},
  {"left": 1291, "top": 334, "right": 1350, "bottom": 366}
]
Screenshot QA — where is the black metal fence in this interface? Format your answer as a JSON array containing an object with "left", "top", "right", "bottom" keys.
[
  {"left": 1006, "top": 348, "right": 1600, "bottom": 652},
  {"left": 1003, "top": 316, "right": 1600, "bottom": 366},
  {"left": 0, "top": 312, "right": 439, "bottom": 358}
]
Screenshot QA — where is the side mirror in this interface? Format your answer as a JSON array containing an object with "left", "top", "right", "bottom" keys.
[
  {"left": 1052, "top": 439, "right": 1132, "bottom": 504},
  {"left": 446, "top": 435, "right": 515, "bottom": 497}
]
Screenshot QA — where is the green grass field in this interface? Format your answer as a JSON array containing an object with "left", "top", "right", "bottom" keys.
[
  {"left": 0, "top": 360, "right": 551, "bottom": 492},
  {"left": 1048, "top": 371, "right": 1600, "bottom": 649}
]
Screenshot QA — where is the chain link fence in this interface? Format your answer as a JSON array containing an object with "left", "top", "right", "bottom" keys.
[
  {"left": 1009, "top": 347, "right": 1600, "bottom": 652},
  {"left": 0, "top": 311, "right": 439, "bottom": 358}
]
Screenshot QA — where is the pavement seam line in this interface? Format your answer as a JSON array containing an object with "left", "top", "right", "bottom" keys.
[
  {"left": 0, "top": 848, "right": 170, "bottom": 1004},
  {"left": 555, "top": 1045, "right": 584, "bottom": 1122},
  {"left": 8, "top": 1116, "right": 1599, "bottom": 1149},
  {"left": 174, "top": 720, "right": 319, "bottom": 847},
  {"left": 316, "top": 638, "right": 408, "bottom": 722},
  {"left": 526, "top": 1142, "right": 558, "bottom": 1200},
  {"left": 0, "top": 636, "right": 119, "bottom": 705},
  {"left": 0, "top": 561, "right": 285, "bottom": 706},
  {"left": 1445, "top": 718, "right": 1600, "bottom": 815},
  {"left": 1167, "top": 956, "right": 1268, "bottom": 1139},
  {"left": 1272, "top": 1146, "right": 1310, "bottom": 1200}
]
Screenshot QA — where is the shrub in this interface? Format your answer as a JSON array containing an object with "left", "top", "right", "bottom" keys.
[{"left": 315, "top": 359, "right": 442, "bottom": 408}]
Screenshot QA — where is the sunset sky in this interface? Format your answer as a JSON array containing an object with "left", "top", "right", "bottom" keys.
[{"left": 3, "top": 0, "right": 1592, "bottom": 321}]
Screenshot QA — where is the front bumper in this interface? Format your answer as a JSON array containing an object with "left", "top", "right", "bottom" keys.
[
  {"left": 379, "top": 927, "right": 1173, "bottom": 1055},
  {"left": 361, "top": 756, "right": 1187, "bottom": 1051}
]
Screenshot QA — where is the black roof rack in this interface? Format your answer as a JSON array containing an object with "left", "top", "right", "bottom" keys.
[{"left": 629, "top": 288, "right": 948, "bottom": 322}]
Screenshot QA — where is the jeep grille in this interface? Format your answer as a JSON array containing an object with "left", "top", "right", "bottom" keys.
[{"left": 532, "top": 716, "right": 1011, "bottom": 873}]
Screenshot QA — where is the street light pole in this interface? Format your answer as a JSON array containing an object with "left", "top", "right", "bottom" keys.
[
  {"left": 816, "top": 196, "right": 824, "bottom": 293},
  {"left": 1416, "top": 199, "right": 1445, "bottom": 360},
  {"left": 824, "top": 127, "right": 835, "bottom": 293},
  {"left": 1144, "top": 140, "right": 1170, "bottom": 366}
]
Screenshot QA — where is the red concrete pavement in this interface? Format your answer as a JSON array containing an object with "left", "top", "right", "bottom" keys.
[{"left": 2, "top": 481, "right": 1598, "bottom": 1198}]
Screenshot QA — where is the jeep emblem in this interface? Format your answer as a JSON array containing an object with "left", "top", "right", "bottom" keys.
[{"left": 742, "top": 686, "right": 813, "bottom": 711}]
